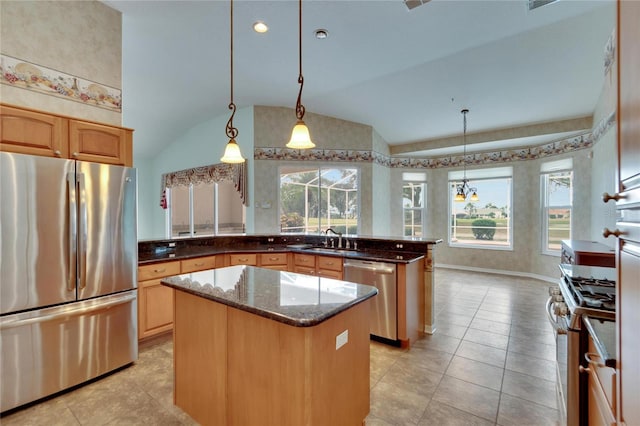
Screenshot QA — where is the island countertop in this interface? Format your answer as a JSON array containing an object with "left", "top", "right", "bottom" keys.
[{"left": 161, "top": 265, "right": 378, "bottom": 327}]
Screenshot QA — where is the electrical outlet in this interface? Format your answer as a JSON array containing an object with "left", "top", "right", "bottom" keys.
[{"left": 336, "top": 329, "right": 348, "bottom": 350}]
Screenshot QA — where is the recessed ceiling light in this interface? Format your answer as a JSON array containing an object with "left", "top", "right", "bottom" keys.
[
  {"left": 253, "top": 21, "right": 268, "bottom": 33},
  {"left": 314, "top": 29, "right": 328, "bottom": 39}
]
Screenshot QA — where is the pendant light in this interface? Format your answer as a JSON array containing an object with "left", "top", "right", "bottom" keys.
[
  {"left": 455, "top": 109, "right": 479, "bottom": 202},
  {"left": 286, "top": 0, "right": 315, "bottom": 149},
  {"left": 221, "top": 0, "right": 245, "bottom": 163}
]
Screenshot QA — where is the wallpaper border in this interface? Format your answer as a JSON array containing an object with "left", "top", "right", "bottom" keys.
[{"left": 0, "top": 54, "right": 122, "bottom": 112}]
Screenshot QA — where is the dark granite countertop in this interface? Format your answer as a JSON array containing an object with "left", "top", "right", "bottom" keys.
[
  {"left": 139, "top": 244, "right": 425, "bottom": 265},
  {"left": 161, "top": 265, "right": 378, "bottom": 327},
  {"left": 583, "top": 316, "right": 616, "bottom": 368}
]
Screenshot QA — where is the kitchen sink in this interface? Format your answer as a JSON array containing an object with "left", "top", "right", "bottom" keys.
[{"left": 304, "top": 247, "right": 351, "bottom": 254}]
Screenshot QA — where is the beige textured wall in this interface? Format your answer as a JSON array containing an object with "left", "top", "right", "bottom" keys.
[
  {"left": 253, "top": 105, "right": 372, "bottom": 150},
  {"left": 0, "top": 1, "right": 121, "bottom": 125},
  {"left": 253, "top": 106, "right": 376, "bottom": 234}
]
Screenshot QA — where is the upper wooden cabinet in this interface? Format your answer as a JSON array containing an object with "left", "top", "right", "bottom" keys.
[{"left": 0, "top": 104, "right": 132, "bottom": 166}]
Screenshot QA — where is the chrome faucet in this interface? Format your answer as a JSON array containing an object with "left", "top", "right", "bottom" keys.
[{"left": 325, "top": 228, "right": 342, "bottom": 248}]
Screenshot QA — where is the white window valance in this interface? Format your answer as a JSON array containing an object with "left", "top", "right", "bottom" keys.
[{"left": 160, "top": 162, "right": 247, "bottom": 208}]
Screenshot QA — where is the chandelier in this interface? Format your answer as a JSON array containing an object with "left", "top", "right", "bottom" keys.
[
  {"left": 286, "top": 0, "right": 315, "bottom": 149},
  {"left": 455, "top": 109, "right": 479, "bottom": 202},
  {"left": 220, "top": 0, "right": 245, "bottom": 163}
]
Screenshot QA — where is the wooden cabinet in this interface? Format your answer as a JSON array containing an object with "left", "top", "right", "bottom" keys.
[
  {"left": 316, "top": 255, "right": 343, "bottom": 280},
  {"left": 137, "top": 261, "right": 181, "bottom": 340},
  {"left": 1, "top": 103, "right": 133, "bottom": 166},
  {"left": 181, "top": 255, "right": 221, "bottom": 273},
  {"left": 585, "top": 334, "right": 616, "bottom": 426},
  {"left": 258, "top": 252, "right": 288, "bottom": 271},
  {"left": 292, "top": 253, "right": 343, "bottom": 279},
  {"left": 229, "top": 253, "right": 257, "bottom": 266},
  {"left": 615, "top": 2, "right": 640, "bottom": 425}
]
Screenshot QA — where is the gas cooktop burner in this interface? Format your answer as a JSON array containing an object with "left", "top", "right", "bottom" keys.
[{"left": 564, "top": 276, "right": 616, "bottom": 311}]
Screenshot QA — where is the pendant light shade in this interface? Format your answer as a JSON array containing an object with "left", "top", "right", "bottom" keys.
[
  {"left": 286, "top": 0, "right": 315, "bottom": 150},
  {"left": 455, "top": 109, "right": 478, "bottom": 202},
  {"left": 288, "top": 120, "right": 315, "bottom": 149},
  {"left": 221, "top": 138, "right": 245, "bottom": 163},
  {"left": 221, "top": 0, "right": 245, "bottom": 163}
]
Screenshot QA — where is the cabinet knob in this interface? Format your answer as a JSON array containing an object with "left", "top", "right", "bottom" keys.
[
  {"left": 54, "top": 150, "right": 62, "bottom": 156},
  {"left": 578, "top": 365, "right": 591, "bottom": 374},
  {"left": 602, "top": 227, "right": 622, "bottom": 238},
  {"left": 72, "top": 152, "right": 79, "bottom": 158},
  {"left": 602, "top": 192, "right": 624, "bottom": 203}
]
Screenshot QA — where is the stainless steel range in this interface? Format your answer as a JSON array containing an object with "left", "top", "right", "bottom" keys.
[{"left": 547, "top": 264, "right": 616, "bottom": 426}]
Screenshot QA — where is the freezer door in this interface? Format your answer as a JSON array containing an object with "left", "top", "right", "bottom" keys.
[
  {"left": 0, "top": 291, "right": 137, "bottom": 412},
  {"left": 1, "top": 153, "right": 76, "bottom": 315},
  {"left": 77, "top": 161, "right": 137, "bottom": 300}
]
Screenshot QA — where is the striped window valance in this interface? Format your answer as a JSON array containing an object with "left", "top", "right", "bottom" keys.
[{"left": 160, "top": 163, "right": 247, "bottom": 209}]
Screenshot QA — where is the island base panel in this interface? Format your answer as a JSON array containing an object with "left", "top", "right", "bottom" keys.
[{"left": 173, "top": 290, "right": 371, "bottom": 426}]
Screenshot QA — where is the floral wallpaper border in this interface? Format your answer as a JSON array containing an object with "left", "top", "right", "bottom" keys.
[
  {"left": 255, "top": 110, "right": 615, "bottom": 170},
  {"left": 0, "top": 54, "right": 122, "bottom": 112}
]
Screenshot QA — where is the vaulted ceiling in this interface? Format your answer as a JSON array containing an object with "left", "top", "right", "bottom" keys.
[{"left": 104, "top": 0, "right": 616, "bottom": 160}]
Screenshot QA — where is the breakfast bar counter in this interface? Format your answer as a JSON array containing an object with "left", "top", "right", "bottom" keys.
[{"left": 161, "top": 266, "right": 377, "bottom": 426}]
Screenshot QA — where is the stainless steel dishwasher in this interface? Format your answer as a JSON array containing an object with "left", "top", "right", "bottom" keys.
[{"left": 343, "top": 259, "right": 397, "bottom": 341}]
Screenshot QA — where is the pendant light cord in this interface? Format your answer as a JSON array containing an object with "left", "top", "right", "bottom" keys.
[
  {"left": 461, "top": 108, "right": 468, "bottom": 179},
  {"left": 295, "top": 0, "right": 305, "bottom": 121},
  {"left": 226, "top": 0, "right": 238, "bottom": 139}
]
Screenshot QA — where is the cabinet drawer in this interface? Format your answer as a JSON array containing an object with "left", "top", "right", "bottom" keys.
[
  {"left": 259, "top": 252, "right": 288, "bottom": 266},
  {"left": 181, "top": 255, "right": 218, "bottom": 273},
  {"left": 586, "top": 363, "right": 616, "bottom": 426},
  {"left": 138, "top": 261, "right": 181, "bottom": 281},
  {"left": 229, "top": 253, "right": 257, "bottom": 266},
  {"left": 294, "top": 266, "right": 316, "bottom": 276},
  {"left": 294, "top": 253, "right": 315, "bottom": 267},
  {"left": 317, "top": 269, "right": 342, "bottom": 280},
  {"left": 317, "top": 255, "right": 343, "bottom": 272}
]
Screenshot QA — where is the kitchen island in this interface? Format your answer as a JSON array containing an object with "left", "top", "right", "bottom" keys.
[{"left": 161, "top": 266, "right": 378, "bottom": 426}]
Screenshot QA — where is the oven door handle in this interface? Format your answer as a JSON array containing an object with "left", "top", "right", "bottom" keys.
[{"left": 546, "top": 296, "right": 567, "bottom": 335}]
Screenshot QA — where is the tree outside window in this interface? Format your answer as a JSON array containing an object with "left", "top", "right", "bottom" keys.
[
  {"left": 449, "top": 167, "right": 513, "bottom": 249},
  {"left": 280, "top": 167, "right": 358, "bottom": 234}
]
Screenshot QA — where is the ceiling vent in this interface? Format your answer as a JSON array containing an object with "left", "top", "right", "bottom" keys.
[
  {"left": 528, "top": 0, "right": 558, "bottom": 11},
  {"left": 403, "top": 0, "right": 431, "bottom": 11}
]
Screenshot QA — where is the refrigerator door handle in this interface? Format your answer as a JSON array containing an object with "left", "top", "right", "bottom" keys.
[
  {"left": 77, "top": 173, "right": 88, "bottom": 290},
  {"left": 0, "top": 292, "right": 137, "bottom": 330},
  {"left": 67, "top": 172, "right": 78, "bottom": 292}
]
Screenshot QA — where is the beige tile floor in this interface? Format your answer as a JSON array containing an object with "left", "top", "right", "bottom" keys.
[{"left": 1, "top": 268, "right": 559, "bottom": 425}]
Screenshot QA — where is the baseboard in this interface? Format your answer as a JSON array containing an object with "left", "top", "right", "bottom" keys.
[{"left": 435, "top": 263, "right": 558, "bottom": 284}]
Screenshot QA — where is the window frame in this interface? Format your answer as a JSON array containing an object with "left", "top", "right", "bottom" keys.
[
  {"left": 165, "top": 181, "right": 245, "bottom": 238},
  {"left": 540, "top": 160, "right": 573, "bottom": 256},
  {"left": 402, "top": 173, "right": 427, "bottom": 237},
  {"left": 278, "top": 165, "right": 360, "bottom": 235},
  {"left": 448, "top": 167, "right": 513, "bottom": 250}
]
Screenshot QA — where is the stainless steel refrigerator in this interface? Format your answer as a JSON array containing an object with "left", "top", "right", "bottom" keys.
[{"left": 0, "top": 152, "right": 138, "bottom": 412}]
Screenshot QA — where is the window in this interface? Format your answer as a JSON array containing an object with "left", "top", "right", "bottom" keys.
[
  {"left": 403, "top": 172, "right": 426, "bottom": 237},
  {"left": 541, "top": 159, "right": 573, "bottom": 254},
  {"left": 449, "top": 167, "right": 513, "bottom": 249},
  {"left": 167, "top": 181, "right": 245, "bottom": 238},
  {"left": 280, "top": 166, "right": 359, "bottom": 234}
]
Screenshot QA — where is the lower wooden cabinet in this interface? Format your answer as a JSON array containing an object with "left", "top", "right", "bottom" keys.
[
  {"left": 258, "top": 252, "right": 288, "bottom": 271},
  {"left": 137, "top": 261, "right": 181, "bottom": 340},
  {"left": 586, "top": 335, "right": 616, "bottom": 426}
]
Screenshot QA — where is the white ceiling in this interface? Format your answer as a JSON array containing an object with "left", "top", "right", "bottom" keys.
[{"left": 103, "top": 0, "right": 616, "bottom": 160}]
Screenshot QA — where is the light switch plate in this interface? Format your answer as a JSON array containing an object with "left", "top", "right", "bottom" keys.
[{"left": 336, "top": 329, "right": 348, "bottom": 350}]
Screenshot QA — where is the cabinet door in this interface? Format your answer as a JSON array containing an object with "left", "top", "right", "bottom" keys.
[
  {"left": 293, "top": 266, "right": 316, "bottom": 276},
  {"left": 317, "top": 269, "right": 342, "bottom": 280},
  {"left": 69, "top": 120, "right": 132, "bottom": 166},
  {"left": 0, "top": 105, "right": 68, "bottom": 158},
  {"left": 138, "top": 278, "right": 174, "bottom": 339}
]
